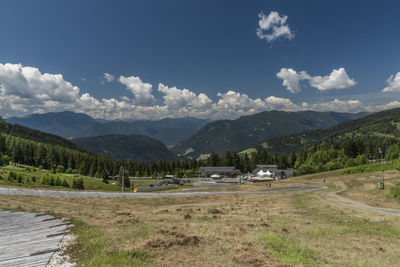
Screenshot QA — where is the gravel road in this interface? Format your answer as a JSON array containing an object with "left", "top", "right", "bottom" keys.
[
  {"left": 325, "top": 190, "right": 400, "bottom": 217},
  {"left": 0, "top": 185, "right": 326, "bottom": 198}
]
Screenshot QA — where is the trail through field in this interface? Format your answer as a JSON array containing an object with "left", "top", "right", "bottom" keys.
[{"left": 324, "top": 183, "right": 400, "bottom": 217}]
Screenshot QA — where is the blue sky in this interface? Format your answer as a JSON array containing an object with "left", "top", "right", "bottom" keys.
[{"left": 1, "top": 0, "right": 400, "bottom": 120}]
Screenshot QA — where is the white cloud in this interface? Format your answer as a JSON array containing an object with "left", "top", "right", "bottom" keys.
[
  {"left": 216, "top": 91, "right": 268, "bottom": 116},
  {"left": 276, "top": 68, "right": 310, "bottom": 93},
  {"left": 0, "top": 62, "right": 81, "bottom": 116},
  {"left": 118, "top": 75, "right": 154, "bottom": 106},
  {"left": 309, "top": 68, "right": 356, "bottom": 91},
  {"left": 374, "top": 101, "right": 400, "bottom": 110},
  {"left": 104, "top": 73, "right": 115, "bottom": 82},
  {"left": 277, "top": 67, "right": 357, "bottom": 93},
  {"left": 256, "top": 11, "right": 294, "bottom": 42},
  {"left": 301, "top": 99, "right": 363, "bottom": 113},
  {"left": 265, "top": 96, "right": 298, "bottom": 110},
  {"left": 158, "top": 83, "right": 212, "bottom": 110},
  {"left": 382, "top": 72, "right": 400, "bottom": 92},
  {"left": 0, "top": 62, "right": 391, "bottom": 121}
]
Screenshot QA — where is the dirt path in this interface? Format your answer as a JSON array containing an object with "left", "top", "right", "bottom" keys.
[
  {"left": 324, "top": 184, "right": 400, "bottom": 217},
  {"left": 0, "top": 185, "right": 325, "bottom": 198}
]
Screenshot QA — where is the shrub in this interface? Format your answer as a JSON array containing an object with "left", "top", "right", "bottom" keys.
[
  {"left": 72, "top": 177, "right": 85, "bottom": 190},
  {"left": 8, "top": 171, "right": 17, "bottom": 180},
  {"left": 16, "top": 174, "right": 23, "bottom": 183},
  {"left": 40, "top": 174, "right": 51, "bottom": 185},
  {"left": 55, "top": 176, "right": 62, "bottom": 186},
  {"left": 56, "top": 165, "right": 65, "bottom": 173},
  {"left": 31, "top": 176, "right": 36, "bottom": 183},
  {"left": 388, "top": 184, "right": 400, "bottom": 200},
  {"left": 61, "top": 179, "right": 70, "bottom": 187}
]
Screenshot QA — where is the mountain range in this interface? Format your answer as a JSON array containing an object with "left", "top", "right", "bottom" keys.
[
  {"left": 6, "top": 110, "right": 371, "bottom": 161},
  {"left": 73, "top": 134, "right": 176, "bottom": 162},
  {"left": 251, "top": 108, "right": 400, "bottom": 154},
  {"left": 6, "top": 111, "right": 97, "bottom": 139},
  {"left": 6, "top": 112, "right": 208, "bottom": 145},
  {"left": 80, "top": 117, "right": 208, "bottom": 146},
  {"left": 172, "top": 110, "right": 367, "bottom": 157}
]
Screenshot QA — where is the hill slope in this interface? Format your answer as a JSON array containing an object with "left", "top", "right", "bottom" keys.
[
  {"left": 172, "top": 110, "right": 367, "bottom": 157},
  {"left": 259, "top": 108, "right": 400, "bottom": 154},
  {"left": 73, "top": 134, "right": 176, "bottom": 162},
  {"left": 6, "top": 111, "right": 97, "bottom": 139},
  {"left": 7, "top": 112, "right": 208, "bottom": 145},
  {"left": 0, "top": 117, "right": 84, "bottom": 151},
  {"left": 81, "top": 117, "right": 208, "bottom": 145}
]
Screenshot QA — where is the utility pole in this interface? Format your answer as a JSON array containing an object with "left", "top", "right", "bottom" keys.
[
  {"left": 121, "top": 165, "right": 126, "bottom": 192},
  {"left": 379, "top": 148, "right": 384, "bottom": 189}
]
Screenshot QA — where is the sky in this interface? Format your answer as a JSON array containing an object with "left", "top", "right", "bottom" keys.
[{"left": 1, "top": 0, "right": 400, "bottom": 120}]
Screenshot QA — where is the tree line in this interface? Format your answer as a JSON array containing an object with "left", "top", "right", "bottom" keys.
[{"left": 1, "top": 116, "right": 400, "bottom": 178}]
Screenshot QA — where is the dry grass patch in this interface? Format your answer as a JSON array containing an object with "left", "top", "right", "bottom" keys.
[{"left": 2, "top": 171, "right": 400, "bottom": 266}]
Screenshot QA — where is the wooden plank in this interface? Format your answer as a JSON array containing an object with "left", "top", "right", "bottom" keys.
[{"left": 0, "top": 210, "right": 69, "bottom": 267}]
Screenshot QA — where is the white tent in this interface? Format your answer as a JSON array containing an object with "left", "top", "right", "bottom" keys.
[{"left": 257, "top": 170, "right": 266, "bottom": 177}]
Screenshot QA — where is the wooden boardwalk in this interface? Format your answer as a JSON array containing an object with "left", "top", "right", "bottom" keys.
[{"left": 0, "top": 210, "right": 70, "bottom": 267}]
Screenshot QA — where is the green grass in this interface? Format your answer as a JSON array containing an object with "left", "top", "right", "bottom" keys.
[
  {"left": 67, "top": 219, "right": 151, "bottom": 266},
  {"left": 238, "top": 148, "right": 257, "bottom": 156},
  {"left": 259, "top": 231, "right": 317, "bottom": 264},
  {"left": 388, "top": 183, "right": 400, "bottom": 200},
  {"left": 0, "top": 165, "right": 159, "bottom": 192},
  {"left": 342, "top": 161, "right": 398, "bottom": 175},
  {"left": 291, "top": 194, "right": 400, "bottom": 239}
]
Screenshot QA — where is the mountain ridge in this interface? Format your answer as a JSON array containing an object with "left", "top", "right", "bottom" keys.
[
  {"left": 72, "top": 134, "right": 177, "bottom": 162},
  {"left": 172, "top": 110, "right": 368, "bottom": 157}
]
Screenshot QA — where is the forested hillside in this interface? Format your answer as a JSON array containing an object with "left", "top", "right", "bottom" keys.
[
  {"left": 3, "top": 107, "right": 400, "bottom": 180},
  {"left": 172, "top": 110, "right": 366, "bottom": 157},
  {"left": 81, "top": 117, "right": 208, "bottom": 145},
  {"left": 0, "top": 116, "right": 297, "bottom": 177},
  {"left": 73, "top": 134, "right": 177, "bottom": 162},
  {"left": 0, "top": 117, "right": 84, "bottom": 151},
  {"left": 259, "top": 108, "right": 400, "bottom": 154}
]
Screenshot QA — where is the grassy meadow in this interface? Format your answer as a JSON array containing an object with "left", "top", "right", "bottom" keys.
[
  {"left": 0, "top": 165, "right": 158, "bottom": 192},
  {"left": 1, "top": 165, "right": 400, "bottom": 266}
]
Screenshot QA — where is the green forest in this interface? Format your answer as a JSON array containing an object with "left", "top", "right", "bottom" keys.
[{"left": 1, "top": 113, "right": 400, "bottom": 179}]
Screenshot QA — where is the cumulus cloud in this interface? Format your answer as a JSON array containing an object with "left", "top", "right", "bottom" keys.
[
  {"left": 256, "top": 11, "right": 294, "bottom": 42},
  {"left": 374, "top": 101, "right": 400, "bottom": 110},
  {"left": 104, "top": 73, "right": 115, "bottom": 82},
  {"left": 158, "top": 83, "right": 212, "bottom": 110},
  {"left": 0, "top": 62, "right": 81, "bottom": 116},
  {"left": 309, "top": 68, "right": 356, "bottom": 91},
  {"left": 301, "top": 99, "right": 363, "bottom": 113},
  {"left": 0, "top": 62, "right": 390, "bottom": 121},
  {"left": 276, "top": 68, "right": 310, "bottom": 93},
  {"left": 277, "top": 67, "right": 356, "bottom": 93},
  {"left": 265, "top": 96, "right": 298, "bottom": 110},
  {"left": 382, "top": 72, "right": 400, "bottom": 92},
  {"left": 118, "top": 75, "right": 155, "bottom": 106}
]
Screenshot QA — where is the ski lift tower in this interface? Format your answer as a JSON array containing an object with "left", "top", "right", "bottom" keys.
[{"left": 378, "top": 148, "right": 384, "bottom": 190}]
